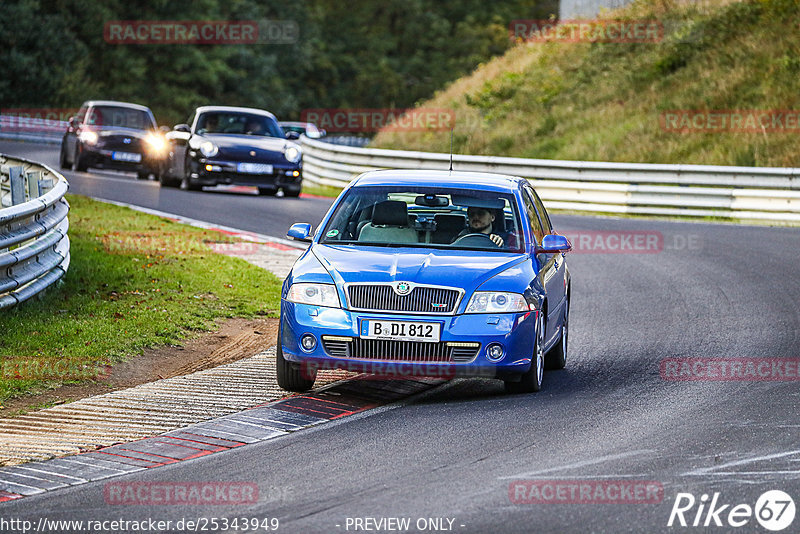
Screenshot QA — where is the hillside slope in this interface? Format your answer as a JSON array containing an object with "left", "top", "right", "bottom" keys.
[{"left": 373, "top": 0, "right": 800, "bottom": 167}]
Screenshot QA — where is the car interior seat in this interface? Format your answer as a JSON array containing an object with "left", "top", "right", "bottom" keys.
[
  {"left": 358, "top": 200, "right": 418, "bottom": 243},
  {"left": 432, "top": 213, "right": 467, "bottom": 243}
]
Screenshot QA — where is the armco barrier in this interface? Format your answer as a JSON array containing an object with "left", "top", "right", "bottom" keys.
[
  {"left": 299, "top": 136, "right": 800, "bottom": 223},
  {"left": 0, "top": 154, "right": 70, "bottom": 309}
]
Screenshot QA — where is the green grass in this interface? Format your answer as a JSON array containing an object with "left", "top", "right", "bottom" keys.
[
  {"left": 373, "top": 0, "right": 800, "bottom": 168},
  {"left": 0, "top": 195, "right": 282, "bottom": 404}
]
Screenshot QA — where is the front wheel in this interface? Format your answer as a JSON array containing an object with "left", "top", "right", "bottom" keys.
[
  {"left": 137, "top": 171, "right": 150, "bottom": 180},
  {"left": 276, "top": 337, "right": 316, "bottom": 392},
  {"left": 59, "top": 143, "right": 69, "bottom": 169},
  {"left": 505, "top": 311, "right": 545, "bottom": 394},
  {"left": 258, "top": 187, "right": 277, "bottom": 196},
  {"left": 282, "top": 186, "right": 301, "bottom": 198},
  {"left": 72, "top": 145, "right": 88, "bottom": 172}
]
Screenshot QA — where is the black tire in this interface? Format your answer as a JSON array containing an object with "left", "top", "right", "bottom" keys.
[
  {"left": 276, "top": 335, "right": 316, "bottom": 392},
  {"left": 545, "top": 299, "right": 569, "bottom": 370},
  {"left": 258, "top": 187, "right": 277, "bottom": 196},
  {"left": 180, "top": 175, "right": 202, "bottom": 191},
  {"left": 505, "top": 310, "right": 545, "bottom": 394},
  {"left": 137, "top": 171, "right": 150, "bottom": 180},
  {"left": 159, "top": 174, "right": 179, "bottom": 188},
  {"left": 72, "top": 145, "right": 88, "bottom": 172},
  {"left": 59, "top": 143, "right": 69, "bottom": 169},
  {"left": 283, "top": 186, "right": 301, "bottom": 198}
]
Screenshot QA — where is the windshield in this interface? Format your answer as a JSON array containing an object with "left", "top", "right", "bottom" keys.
[
  {"left": 321, "top": 185, "right": 523, "bottom": 253},
  {"left": 86, "top": 106, "right": 154, "bottom": 130},
  {"left": 196, "top": 112, "right": 284, "bottom": 137}
]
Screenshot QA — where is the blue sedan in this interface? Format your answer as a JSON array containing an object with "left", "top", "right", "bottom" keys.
[{"left": 279, "top": 170, "right": 571, "bottom": 393}]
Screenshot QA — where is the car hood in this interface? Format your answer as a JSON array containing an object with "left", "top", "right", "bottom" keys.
[
  {"left": 204, "top": 134, "right": 291, "bottom": 153},
  {"left": 95, "top": 127, "right": 148, "bottom": 139},
  {"left": 311, "top": 244, "right": 526, "bottom": 295}
]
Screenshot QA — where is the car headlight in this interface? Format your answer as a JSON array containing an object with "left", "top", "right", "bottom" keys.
[
  {"left": 284, "top": 146, "right": 301, "bottom": 163},
  {"left": 465, "top": 292, "right": 530, "bottom": 313},
  {"left": 79, "top": 131, "right": 98, "bottom": 145},
  {"left": 199, "top": 141, "right": 218, "bottom": 157},
  {"left": 145, "top": 133, "right": 167, "bottom": 155},
  {"left": 287, "top": 283, "right": 340, "bottom": 308}
]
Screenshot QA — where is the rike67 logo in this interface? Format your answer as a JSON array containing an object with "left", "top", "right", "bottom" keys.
[{"left": 668, "top": 490, "right": 795, "bottom": 531}]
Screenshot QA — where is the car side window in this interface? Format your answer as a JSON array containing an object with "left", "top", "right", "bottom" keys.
[
  {"left": 528, "top": 187, "right": 552, "bottom": 235},
  {"left": 522, "top": 190, "right": 544, "bottom": 244}
]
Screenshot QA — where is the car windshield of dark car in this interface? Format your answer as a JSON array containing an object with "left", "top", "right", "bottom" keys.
[
  {"left": 196, "top": 112, "right": 283, "bottom": 137},
  {"left": 320, "top": 185, "right": 523, "bottom": 253},
  {"left": 86, "top": 106, "right": 154, "bottom": 130}
]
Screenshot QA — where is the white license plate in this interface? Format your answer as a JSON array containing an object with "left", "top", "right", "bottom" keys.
[
  {"left": 237, "top": 162, "right": 273, "bottom": 174},
  {"left": 112, "top": 151, "right": 142, "bottom": 162},
  {"left": 361, "top": 320, "right": 441, "bottom": 343}
]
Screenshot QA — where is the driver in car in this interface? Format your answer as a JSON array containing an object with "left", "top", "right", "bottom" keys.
[{"left": 456, "top": 206, "right": 505, "bottom": 247}]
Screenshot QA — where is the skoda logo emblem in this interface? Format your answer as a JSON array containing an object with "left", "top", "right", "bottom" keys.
[
  {"left": 123, "top": 138, "right": 131, "bottom": 144},
  {"left": 394, "top": 282, "right": 412, "bottom": 295}
]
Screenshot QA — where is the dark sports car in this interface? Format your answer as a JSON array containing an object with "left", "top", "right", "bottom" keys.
[
  {"left": 160, "top": 106, "right": 303, "bottom": 196},
  {"left": 60, "top": 100, "right": 166, "bottom": 180}
]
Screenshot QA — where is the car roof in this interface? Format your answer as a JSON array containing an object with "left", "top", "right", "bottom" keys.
[
  {"left": 351, "top": 169, "right": 525, "bottom": 192},
  {"left": 83, "top": 100, "right": 152, "bottom": 112},
  {"left": 279, "top": 121, "right": 312, "bottom": 127},
  {"left": 195, "top": 106, "right": 277, "bottom": 119}
]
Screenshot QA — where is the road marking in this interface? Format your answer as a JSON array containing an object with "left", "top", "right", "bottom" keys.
[
  {"left": 497, "top": 450, "right": 653, "bottom": 479},
  {"left": 684, "top": 449, "right": 800, "bottom": 476}
]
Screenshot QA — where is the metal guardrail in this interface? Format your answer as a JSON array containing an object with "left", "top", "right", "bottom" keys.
[
  {"left": 0, "top": 115, "right": 65, "bottom": 145},
  {"left": 299, "top": 137, "right": 800, "bottom": 222},
  {"left": 0, "top": 154, "right": 70, "bottom": 309}
]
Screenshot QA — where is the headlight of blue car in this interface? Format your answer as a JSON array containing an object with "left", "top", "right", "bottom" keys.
[
  {"left": 465, "top": 292, "right": 531, "bottom": 313},
  {"left": 287, "top": 283, "right": 340, "bottom": 308}
]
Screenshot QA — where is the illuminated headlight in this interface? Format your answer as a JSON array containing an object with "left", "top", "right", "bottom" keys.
[
  {"left": 145, "top": 133, "right": 167, "bottom": 155},
  {"left": 284, "top": 146, "right": 301, "bottom": 163},
  {"left": 199, "top": 141, "right": 218, "bottom": 157},
  {"left": 465, "top": 292, "right": 530, "bottom": 313},
  {"left": 287, "top": 283, "right": 340, "bottom": 308},
  {"left": 79, "top": 131, "right": 98, "bottom": 145}
]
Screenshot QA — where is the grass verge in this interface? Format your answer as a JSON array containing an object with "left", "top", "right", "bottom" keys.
[{"left": 0, "top": 194, "right": 282, "bottom": 405}]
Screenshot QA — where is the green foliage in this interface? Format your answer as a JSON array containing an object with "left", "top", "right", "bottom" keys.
[
  {"left": 0, "top": 0, "right": 555, "bottom": 125},
  {"left": 0, "top": 195, "right": 281, "bottom": 403}
]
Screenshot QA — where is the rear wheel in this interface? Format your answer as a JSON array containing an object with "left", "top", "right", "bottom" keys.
[
  {"left": 505, "top": 311, "right": 544, "bottom": 394},
  {"left": 545, "top": 299, "right": 569, "bottom": 370},
  {"left": 276, "top": 334, "right": 316, "bottom": 392}
]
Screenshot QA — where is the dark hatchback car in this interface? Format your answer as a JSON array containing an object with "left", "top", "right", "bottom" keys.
[
  {"left": 160, "top": 106, "right": 303, "bottom": 196},
  {"left": 60, "top": 100, "right": 167, "bottom": 179}
]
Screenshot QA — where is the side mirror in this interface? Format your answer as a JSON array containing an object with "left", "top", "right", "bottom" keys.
[
  {"left": 68, "top": 116, "right": 78, "bottom": 128},
  {"left": 173, "top": 124, "right": 191, "bottom": 133},
  {"left": 285, "top": 131, "right": 301, "bottom": 140},
  {"left": 537, "top": 234, "right": 571, "bottom": 253},
  {"left": 287, "top": 223, "right": 312, "bottom": 242},
  {"left": 159, "top": 125, "right": 171, "bottom": 134}
]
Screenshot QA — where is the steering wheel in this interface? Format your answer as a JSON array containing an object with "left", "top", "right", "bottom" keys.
[{"left": 452, "top": 233, "right": 500, "bottom": 248}]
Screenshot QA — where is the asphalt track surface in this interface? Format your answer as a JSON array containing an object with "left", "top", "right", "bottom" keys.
[{"left": 3, "top": 139, "right": 800, "bottom": 533}]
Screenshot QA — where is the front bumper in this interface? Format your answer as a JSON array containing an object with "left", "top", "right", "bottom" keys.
[
  {"left": 81, "top": 146, "right": 160, "bottom": 172},
  {"left": 190, "top": 158, "right": 302, "bottom": 188},
  {"left": 280, "top": 300, "right": 538, "bottom": 379}
]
